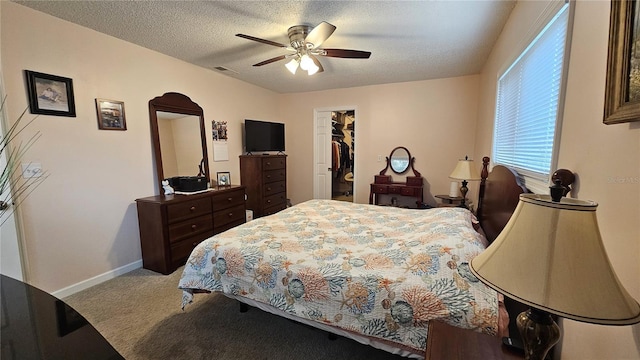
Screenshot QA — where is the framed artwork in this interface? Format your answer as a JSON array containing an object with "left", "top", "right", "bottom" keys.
[
  {"left": 25, "top": 70, "right": 76, "bottom": 117},
  {"left": 217, "top": 172, "right": 231, "bottom": 187},
  {"left": 95, "top": 99, "right": 127, "bottom": 130},
  {"left": 604, "top": 0, "right": 640, "bottom": 124}
]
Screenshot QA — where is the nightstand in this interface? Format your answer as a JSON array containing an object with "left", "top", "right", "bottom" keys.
[
  {"left": 425, "top": 321, "right": 523, "bottom": 360},
  {"left": 435, "top": 194, "right": 463, "bottom": 207}
]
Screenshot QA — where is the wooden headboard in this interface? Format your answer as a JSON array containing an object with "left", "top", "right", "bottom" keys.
[
  {"left": 476, "top": 157, "right": 528, "bottom": 243},
  {"left": 475, "top": 157, "right": 575, "bottom": 243}
]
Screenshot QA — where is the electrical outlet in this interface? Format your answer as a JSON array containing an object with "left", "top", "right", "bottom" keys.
[
  {"left": 377, "top": 155, "right": 382, "bottom": 162},
  {"left": 22, "top": 163, "right": 43, "bottom": 179}
]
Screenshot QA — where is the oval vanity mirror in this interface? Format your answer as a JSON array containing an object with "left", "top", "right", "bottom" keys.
[
  {"left": 149, "top": 92, "right": 210, "bottom": 191},
  {"left": 389, "top": 146, "right": 411, "bottom": 174}
]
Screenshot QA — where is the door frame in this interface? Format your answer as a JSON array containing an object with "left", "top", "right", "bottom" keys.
[
  {"left": 0, "top": 77, "right": 27, "bottom": 281},
  {"left": 313, "top": 106, "right": 358, "bottom": 201}
]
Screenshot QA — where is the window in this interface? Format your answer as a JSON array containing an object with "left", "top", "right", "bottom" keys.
[{"left": 492, "top": 2, "right": 571, "bottom": 194}]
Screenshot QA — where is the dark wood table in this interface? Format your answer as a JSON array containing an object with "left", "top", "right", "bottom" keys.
[
  {"left": 1, "top": 275, "right": 123, "bottom": 359},
  {"left": 425, "top": 321, "right": 523, "bottom": 360}
]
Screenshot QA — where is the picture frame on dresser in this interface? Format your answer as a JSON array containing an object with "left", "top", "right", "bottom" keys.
[{"left": 217, "top": 172, "right": 231, "bottom": 187}]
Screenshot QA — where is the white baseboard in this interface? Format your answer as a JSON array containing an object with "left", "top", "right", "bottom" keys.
[{"left": 51, "top": 260, "right": 143, "bottom": 299}]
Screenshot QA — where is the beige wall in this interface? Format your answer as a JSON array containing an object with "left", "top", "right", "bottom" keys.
[
  {"left": 476, "top": 0, "right": 640, "bottom": 359},
  {"left": 1, "top": 2, "right": 279, "bottom": 292},
  {"left": 279, "top": 75, "right": 481, "bottom": 207},
  {"left": 3, "top": 1, "right": 639, "bottom": 358}
]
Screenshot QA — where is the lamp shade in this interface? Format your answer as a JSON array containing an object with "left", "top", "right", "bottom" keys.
[
  {"left": 449, "top": 158, "right": 481, "bottom": 181},
  {"left": 471, "top": 194, "right": 640, "bottom": 325},
  {"left": 285, "top": 59, "right": 299, "bottom": 74}
]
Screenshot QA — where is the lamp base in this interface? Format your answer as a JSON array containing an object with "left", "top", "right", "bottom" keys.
[
  {"left": 517, "top": 308, "right": 560, "bottom": 360},
  {"left": 458, "top": 180, "right": 469, "bottom": 209}
]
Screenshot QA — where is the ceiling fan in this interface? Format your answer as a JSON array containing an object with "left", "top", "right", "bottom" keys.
[{"left": 236, "top": 21, "right": 371, "bottom": 75}]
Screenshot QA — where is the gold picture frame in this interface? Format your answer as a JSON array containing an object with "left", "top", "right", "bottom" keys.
[
  {"left": 95, "top": 98, "right": 126, "bottom": 130},
  {"left": 604, "top": 0, "right": 640, "bottom": 124}
]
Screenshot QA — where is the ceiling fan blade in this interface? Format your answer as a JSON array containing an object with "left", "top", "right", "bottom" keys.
[
  {"left": 311, "top": 55, "right": 324, "bottom": 73},
  {"left": 322, "top": 49, "right": 371, "bottom": 59},
  {"left": 305, "top": 21, "right": 336, "bottom": 48},
  {"left": 236, "top": 33, "right": 288, "bottom": 48},
  {"left": 253, "top": 55, "right": 287, "bottom": 67}
]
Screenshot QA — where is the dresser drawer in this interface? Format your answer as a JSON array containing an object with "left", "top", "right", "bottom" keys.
[
  {"left": 212, "top": 188, "right": 245, "bottom": 210},
  {"left": 372, "top": 185, "right": 388, "bottom": 194},
  {"left": 213, "top": 204, "right": 246, "bottom": 228},
  {"left": 401, "top": 187, "right": 419, "bottom": 196},
  {"left": 263, "top": 202, "right": 287, "bottom": 216},
  {"left": 166, "top": 197, "right": 212, "bottom": 224},
  {"left": 263, "top": 192, "right": 286, "bottom": 209},
  {"left": 170, "top": 232, "right": 213, "bottom": 269},
  {"left": 262, "top": 157, "right": 286, "bottom": 171},
  {"left": 168, "top": 214, "right": 214, "bottom": 244},
  {"left": 263, "top": 169, "right": 286, "bottom": 184},
  {"left": 264, "top": 181, "right": 286, "bottom": 196},
  {"left": 388, "top": 186, "right": 402, "bottom": 194}
]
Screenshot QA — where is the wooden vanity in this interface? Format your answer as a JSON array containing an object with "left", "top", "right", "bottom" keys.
[{"left": 369, "top": 146, "right": 424, "bottom": 207}]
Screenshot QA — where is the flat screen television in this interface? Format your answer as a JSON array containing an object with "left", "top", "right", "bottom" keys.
[{"left": 244, "top": 119, "right": 285, "bottom": 153}]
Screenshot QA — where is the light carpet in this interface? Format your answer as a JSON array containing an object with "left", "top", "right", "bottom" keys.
[{"left": 64, "top": 267, "right": 407, "bottom": 359}]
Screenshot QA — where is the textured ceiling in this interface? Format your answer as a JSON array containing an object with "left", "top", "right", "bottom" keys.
[{"left": 14, "top": 0, "right": 515, "bottom": 94}]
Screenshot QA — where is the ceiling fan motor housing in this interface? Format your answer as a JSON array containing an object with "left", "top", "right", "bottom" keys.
[{"left": 287, "top": 25, "right": 312, "bottom": 50}]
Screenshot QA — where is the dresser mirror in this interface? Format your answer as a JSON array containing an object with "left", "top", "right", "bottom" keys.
[
  {"left": 389, "top": 146, "right": 411, "bottom": 174},
  {"left": 149, "top": 92, "right": 210, "bottom": 190}
]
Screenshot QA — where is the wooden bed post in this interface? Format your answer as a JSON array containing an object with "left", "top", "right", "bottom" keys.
[{"left": 476, "top": 157, "right": 490, "bottom": 220}]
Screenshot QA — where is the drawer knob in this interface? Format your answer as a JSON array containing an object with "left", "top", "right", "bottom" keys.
[
  {"left": 228, "top": 212, "right": 233, "bottom": 217},
  {"left": 227, "top": 197, "right": 232, "bottom": 202},
  {"left": 266, "top": 187, "right": 271, "bottom": 191},
  {"left": 266, "top": 175, "right": 271, "bottom": 178},
  {"left": 267, "top": 200, "right": 271, "bottom": 203},
  {"left": 266, "top": 162, "right": 271, "bottom": 166},
  {"left": 190, "top": 206, "right": 196, "bottom": 212},
  {"left": 191, "top": 224, "right": 197, "bottom": 230},
  {"left": 192, "top": 242, "right": 198, "bottom": 246}
]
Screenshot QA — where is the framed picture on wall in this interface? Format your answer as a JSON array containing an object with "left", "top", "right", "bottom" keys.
[
  {"left": 603, "top": 0, "right": 640, "bottom": 124},
  {"left": 95, "top": 98, "right": 127, "bottom": 130},
  {"left": 25, "top": 70, "right": 76, "bottom": 117}
]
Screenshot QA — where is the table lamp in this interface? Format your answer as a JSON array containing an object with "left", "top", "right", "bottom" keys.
[
  {"left": 470, "top": 191, "right": 640, "bottom": 360},
  {"left": 449, "top": 156, "right": 481, "bottom": 209}
]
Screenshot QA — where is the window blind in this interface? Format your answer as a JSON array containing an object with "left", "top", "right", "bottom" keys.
[{"left": 493, "top": 4, "right": 569, "bottom": 190}]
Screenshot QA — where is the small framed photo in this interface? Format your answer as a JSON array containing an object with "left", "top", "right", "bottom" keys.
[
  {"left": 217, "top": 172, "right": 231, "bottom": 187},
  {"left": 95, "top": 98, "right": 126, "bottom": 130},
  {"left": 25, "top": 70, "right": 76, "bottom": 117}
]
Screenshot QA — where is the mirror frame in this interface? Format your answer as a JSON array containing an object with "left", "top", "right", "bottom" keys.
[
  {"left": 149, "top": 92, "right": 209, "bottom": 190},
  {"left": 378, "top": 146, "right": 421, "bottom": 178},
  {"left": 389, "top": 146, "right": 411, "bottom": 174}
]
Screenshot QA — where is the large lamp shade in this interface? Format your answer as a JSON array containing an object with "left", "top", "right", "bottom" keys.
[{"left": 471, "top": 194, "right": 640, "bottom": 324}]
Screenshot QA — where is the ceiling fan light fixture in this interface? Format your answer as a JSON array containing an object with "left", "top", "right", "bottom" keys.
[
  {"left": 307, "top": 62, "right": 320, "bottom": 75},
  {"left": 285, "top": 58, "right": 299, "bottom": 74},
  {"left": 299, "top": 54, "right": 314, "bottom": 71}
]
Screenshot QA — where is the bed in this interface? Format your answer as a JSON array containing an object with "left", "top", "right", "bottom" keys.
[{"left": 178, "top": 160, "right": 568, "bottom": 358}]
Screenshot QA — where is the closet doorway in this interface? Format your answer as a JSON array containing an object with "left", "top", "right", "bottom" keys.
[{"left": 313, "top": 107, "right": 356, "bottom": 202}]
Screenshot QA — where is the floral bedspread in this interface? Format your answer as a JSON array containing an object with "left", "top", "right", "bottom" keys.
[{"left": 178, "top": 199, "right": 500, "bottom": 352}]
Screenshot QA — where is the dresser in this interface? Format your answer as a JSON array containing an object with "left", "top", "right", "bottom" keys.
[
  {"left": 135, "top": 185, "right": 246, "bottom": 275},
  {"left": 240, "top": 154, "right": 287, "bottom": 218}
]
